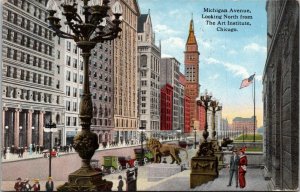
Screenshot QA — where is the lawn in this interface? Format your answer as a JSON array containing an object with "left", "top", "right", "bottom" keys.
[{"left": 235, "top": 134, "right": 263, "bottom": 141}]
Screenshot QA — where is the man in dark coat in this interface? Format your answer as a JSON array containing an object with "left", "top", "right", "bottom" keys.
[
  {"left": 45, "top": 177, "right": 54, "bottom": 192},
  {"left": 227, "top": 148, "right": 240, "bottom": 187},
  {"left": 14, "top": 177, "right": 23, "bottom": 191},
  {"left": 117, "top": 175, "right": 124, "bottom": 191}
]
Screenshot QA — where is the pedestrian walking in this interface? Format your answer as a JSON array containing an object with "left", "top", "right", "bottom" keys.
[
  {"left": 21, "top": 147, "right": 24, "bottom": 158},
  {"left": 14, "top": 177, "right": 23, "bottom": 192},
  {"left": 29, "top": 144, "right": 33, "bottom": 155},
  {"left": 238, "top": 147, "right": 248, "bottom": 188},
  {"left": 32, "top": 179, "right": 40, "bottom": 192},
  {"left": 45, "top": 177, "right": 54, "bottom": 192},
  {"left": 36, "top": 145, "right": 39, "bottom": 154},
  {"left": 3, "top": 147, "right": 7, "bottom": 159},
  {"left": 227, "top": 148, "right": 240, "bottom": 187},
  {"left": 18, "top": 147, "right": 22, "bottom": 158},
  {"left": 117, "top": 175, "right": 124, "bottom": 191}
]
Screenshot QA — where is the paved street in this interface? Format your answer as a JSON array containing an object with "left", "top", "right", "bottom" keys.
[{"left": 1, "top": 146, "right": 271, "bottom": 191}]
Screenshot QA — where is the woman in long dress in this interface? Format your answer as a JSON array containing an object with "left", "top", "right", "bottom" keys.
[{"left": 238, "top": 147, "right": 247, "bottom": 188}]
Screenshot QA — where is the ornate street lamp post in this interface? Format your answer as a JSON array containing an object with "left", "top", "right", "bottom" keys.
[
  {"left": 193, "top": 127, "right": 196, "bottom": 149},
  {"left": 198, "top": 89, "right": 212, "bottom": 144},
  {"left": 19, "top": 126, "right": 23, "bottom": 147},
  {"left": 139, "top": 126, "right": 145, "bottom": 166},
  {"left": 44, "top": 120, "right": 57, "bottom": 178},
  {"left": 191, "top": 89, "right": 219, "bottom": 188},
  {"left": 5, "top": 126, "right": 9, "bottom": 148},
  {"left": 209, "top": 99, "right": 222, "bottom": 140},
  {"left": 46, "top": 0, "right": 122, "bottom": 191},
  {"left": 209, "top": 99, "right": 222, "bottom": 151}
]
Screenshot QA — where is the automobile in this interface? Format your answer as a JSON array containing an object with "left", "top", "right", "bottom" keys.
[
  {"left": 118, "top": 156, "right": 138, "bottom": 169},
  {"left": 134, "top": 148, "right": 154, "bottom": 165},
  {"left": 43, "top": 149, "right": 59, "bottom": 158},
  {"left": 101, "top": 156, "right": 122, "bottom": 174},
  {"left": 179, "top": 140, "right": 187, "bottom": 148}
]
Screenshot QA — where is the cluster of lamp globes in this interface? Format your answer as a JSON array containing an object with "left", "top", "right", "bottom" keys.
[
  {"left": 46, "top": 0, "right": 123, "bottom": 40},
  {"left": 198, "top": 89, "right": 223, "bottom": 110}
]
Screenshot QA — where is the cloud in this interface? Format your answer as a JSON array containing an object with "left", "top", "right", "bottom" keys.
[
  {"left": 223, "top": 62, "right": 249, "bottom": 78},
  {"left": 243, "top": 43, "right": 267, "bottom": 53},
  {"left": 228, "top": 49, "right": 237, "bottom": 55},
  {"left": 204, "top": 57, "right": 219, "bottom": 65},
  {"left": 209, "top": 74, "right": 220, "bottom": 80},
  {"left": 154, "top": 24, "right": 180, "bottom": 35},
  {"left": 162, "top": 37, "right": 185, "bottom": 50},
  {"left": 203, "top": 57, "right": 250, "bottom": 78},
  {"left": 161, "top": 53, "right": 173, "bottom": 58},
  {"left": 256, "top": 75, "right": 263, "bottom": 82}
]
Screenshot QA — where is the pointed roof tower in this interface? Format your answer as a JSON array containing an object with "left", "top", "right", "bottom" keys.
[{"left": 186, "top": 14, "right": 197, "bottom": 45}]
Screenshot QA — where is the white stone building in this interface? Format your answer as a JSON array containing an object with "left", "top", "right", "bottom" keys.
[{"left": 137, "top": 11, "right": 161, "bottom": 137}]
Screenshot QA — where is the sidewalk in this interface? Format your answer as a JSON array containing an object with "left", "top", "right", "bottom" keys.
[{"left": 144, "top": 168, "right": 269, "bottom": 191}]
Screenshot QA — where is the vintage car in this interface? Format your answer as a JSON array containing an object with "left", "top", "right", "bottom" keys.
[
  {"left": 118, "top": 156, "right": 138, "bottom": 169},
  {"left": 134, "top": 148, "right": 154, "bottom": 165},
  {"left": 101, "top": 156, "right": 122, "bottom": 174},
  {"left": 42, "top": 149, "right": 59, "bottom": 158}
]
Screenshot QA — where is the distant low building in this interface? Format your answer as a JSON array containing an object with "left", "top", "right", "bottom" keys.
[{"left": 232, "top": 116, "right": 257, "bottom": 134}]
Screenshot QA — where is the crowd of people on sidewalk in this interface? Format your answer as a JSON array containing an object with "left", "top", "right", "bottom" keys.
[
  {"left": 14, "top": 177, "right": 54, "bottom": 192},
  {"left": 2, "top": 144, "right": 74, "bottom": 160}
]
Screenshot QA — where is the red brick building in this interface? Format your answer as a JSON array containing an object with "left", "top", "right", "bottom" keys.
[
  {"left": 184, "top": 18, "right": 200, "bottom": 126},
  {"left": 160, "top": 84, "right": 173, "bottom": 131},
  {"left": 232, "top": 116, "right": 257, "bottom": 133},
  {"left": 198, "top": 105, "right": 206, "bottom": 131},
  {"left": 184, "top": 95, "right": 191, "bottom": 133},
  {"left": 179, "top": 74, "right": 191, "bottom": 133}
]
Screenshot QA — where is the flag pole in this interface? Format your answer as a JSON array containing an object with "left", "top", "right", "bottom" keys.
[{"left": 253, "top": 75, "right": 256, "bottom": 142}]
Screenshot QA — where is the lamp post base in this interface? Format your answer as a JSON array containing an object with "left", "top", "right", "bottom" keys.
[
  {"left": 190, "top": 156, "right": 218, "bottom": 188},
  {"left": 57, "top": 169, "right": 113, "bottom": 191}
]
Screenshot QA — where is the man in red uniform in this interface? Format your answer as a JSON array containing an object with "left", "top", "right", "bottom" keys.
[{"left": 238, "top": 146, "right": 248, "bottom": 188}]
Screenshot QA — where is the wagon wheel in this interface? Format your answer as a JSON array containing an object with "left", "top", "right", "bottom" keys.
[
  {"left": 118, "top": 165, "right": 122, "bottom": 172},
  {"left": 126, "top": 163, "right": 130, "bottom": 169},
  {"left": 46, "top": 153, "right": 50, "bottom": 158},
  {"left": 134, "top": 160, "right": 138, "bottom": 167},
  {"left": 110, "top": 167, "right": 115, "bottom": 174},
  {"left": 144, "top": 157, "right": 148, "bottom": 164}
]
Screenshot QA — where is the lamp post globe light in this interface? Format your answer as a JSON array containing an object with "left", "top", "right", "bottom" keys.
[{"left": 46, "top": 0, "right": 122, "bottom": 191}]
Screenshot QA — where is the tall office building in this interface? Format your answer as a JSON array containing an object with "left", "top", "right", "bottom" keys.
[
  {"left": 160, "top": 57, "right": 181, "bottom": 131},
  {"left": 2, "top": 0, "right": 64, "bottom": 148},
  {"left": 137, "top": 11, "right": 161, "bottom": 137},
  {"left": 111, "top": 0, "right": 140, "bottom": 144},
  {"left": 184, "top": 18, "right": 200, "bottom": 128}
]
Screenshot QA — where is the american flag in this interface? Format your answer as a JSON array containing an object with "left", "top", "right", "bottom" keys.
[{"left": 240, "top": 74, "right": 255, "bottom": 89}]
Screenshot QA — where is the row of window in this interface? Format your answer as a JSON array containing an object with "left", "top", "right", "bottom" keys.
[
  {"left": 8, "top": 0, "right": 48, "bottom": 21},
  {"left": 92, "top": 93, "right": 112, "bottom": 103},
  {"left": 5, "top": 28, "right": 53, "bottom": 56},
  {"left": 5, "top": 9, "right": 51, "bottom": 41},
  {"left": 4, "top": 86, "right": 59, "bottom": 104},
  {"left": 92, "top": 118, "right": 112, "bottom": 126},
  {"left": 6, "top": 66, "right": 53, "bottom": 87}
]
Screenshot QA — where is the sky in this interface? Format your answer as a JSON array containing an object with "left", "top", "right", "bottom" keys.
[{"left": 138, "top": 0, "right": 267, "bottom": 127}]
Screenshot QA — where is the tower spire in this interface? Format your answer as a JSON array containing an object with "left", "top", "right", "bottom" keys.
[{"left": 189, "top": 13, "right": 194, "bottom": 32}]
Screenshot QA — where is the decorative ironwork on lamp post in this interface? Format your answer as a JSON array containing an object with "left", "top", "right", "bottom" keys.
[
  {"left": 46, "top": 0, "right": 122, "bottom": 190},
  {"left": 198, "top": 89, "right": 212, "bottom": 142},
  {"left": 209, "top": 99, "right": 222, "bottom": 140},
  {"left": 44, "top": 119, "right": 57, "bottom": 178}
]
